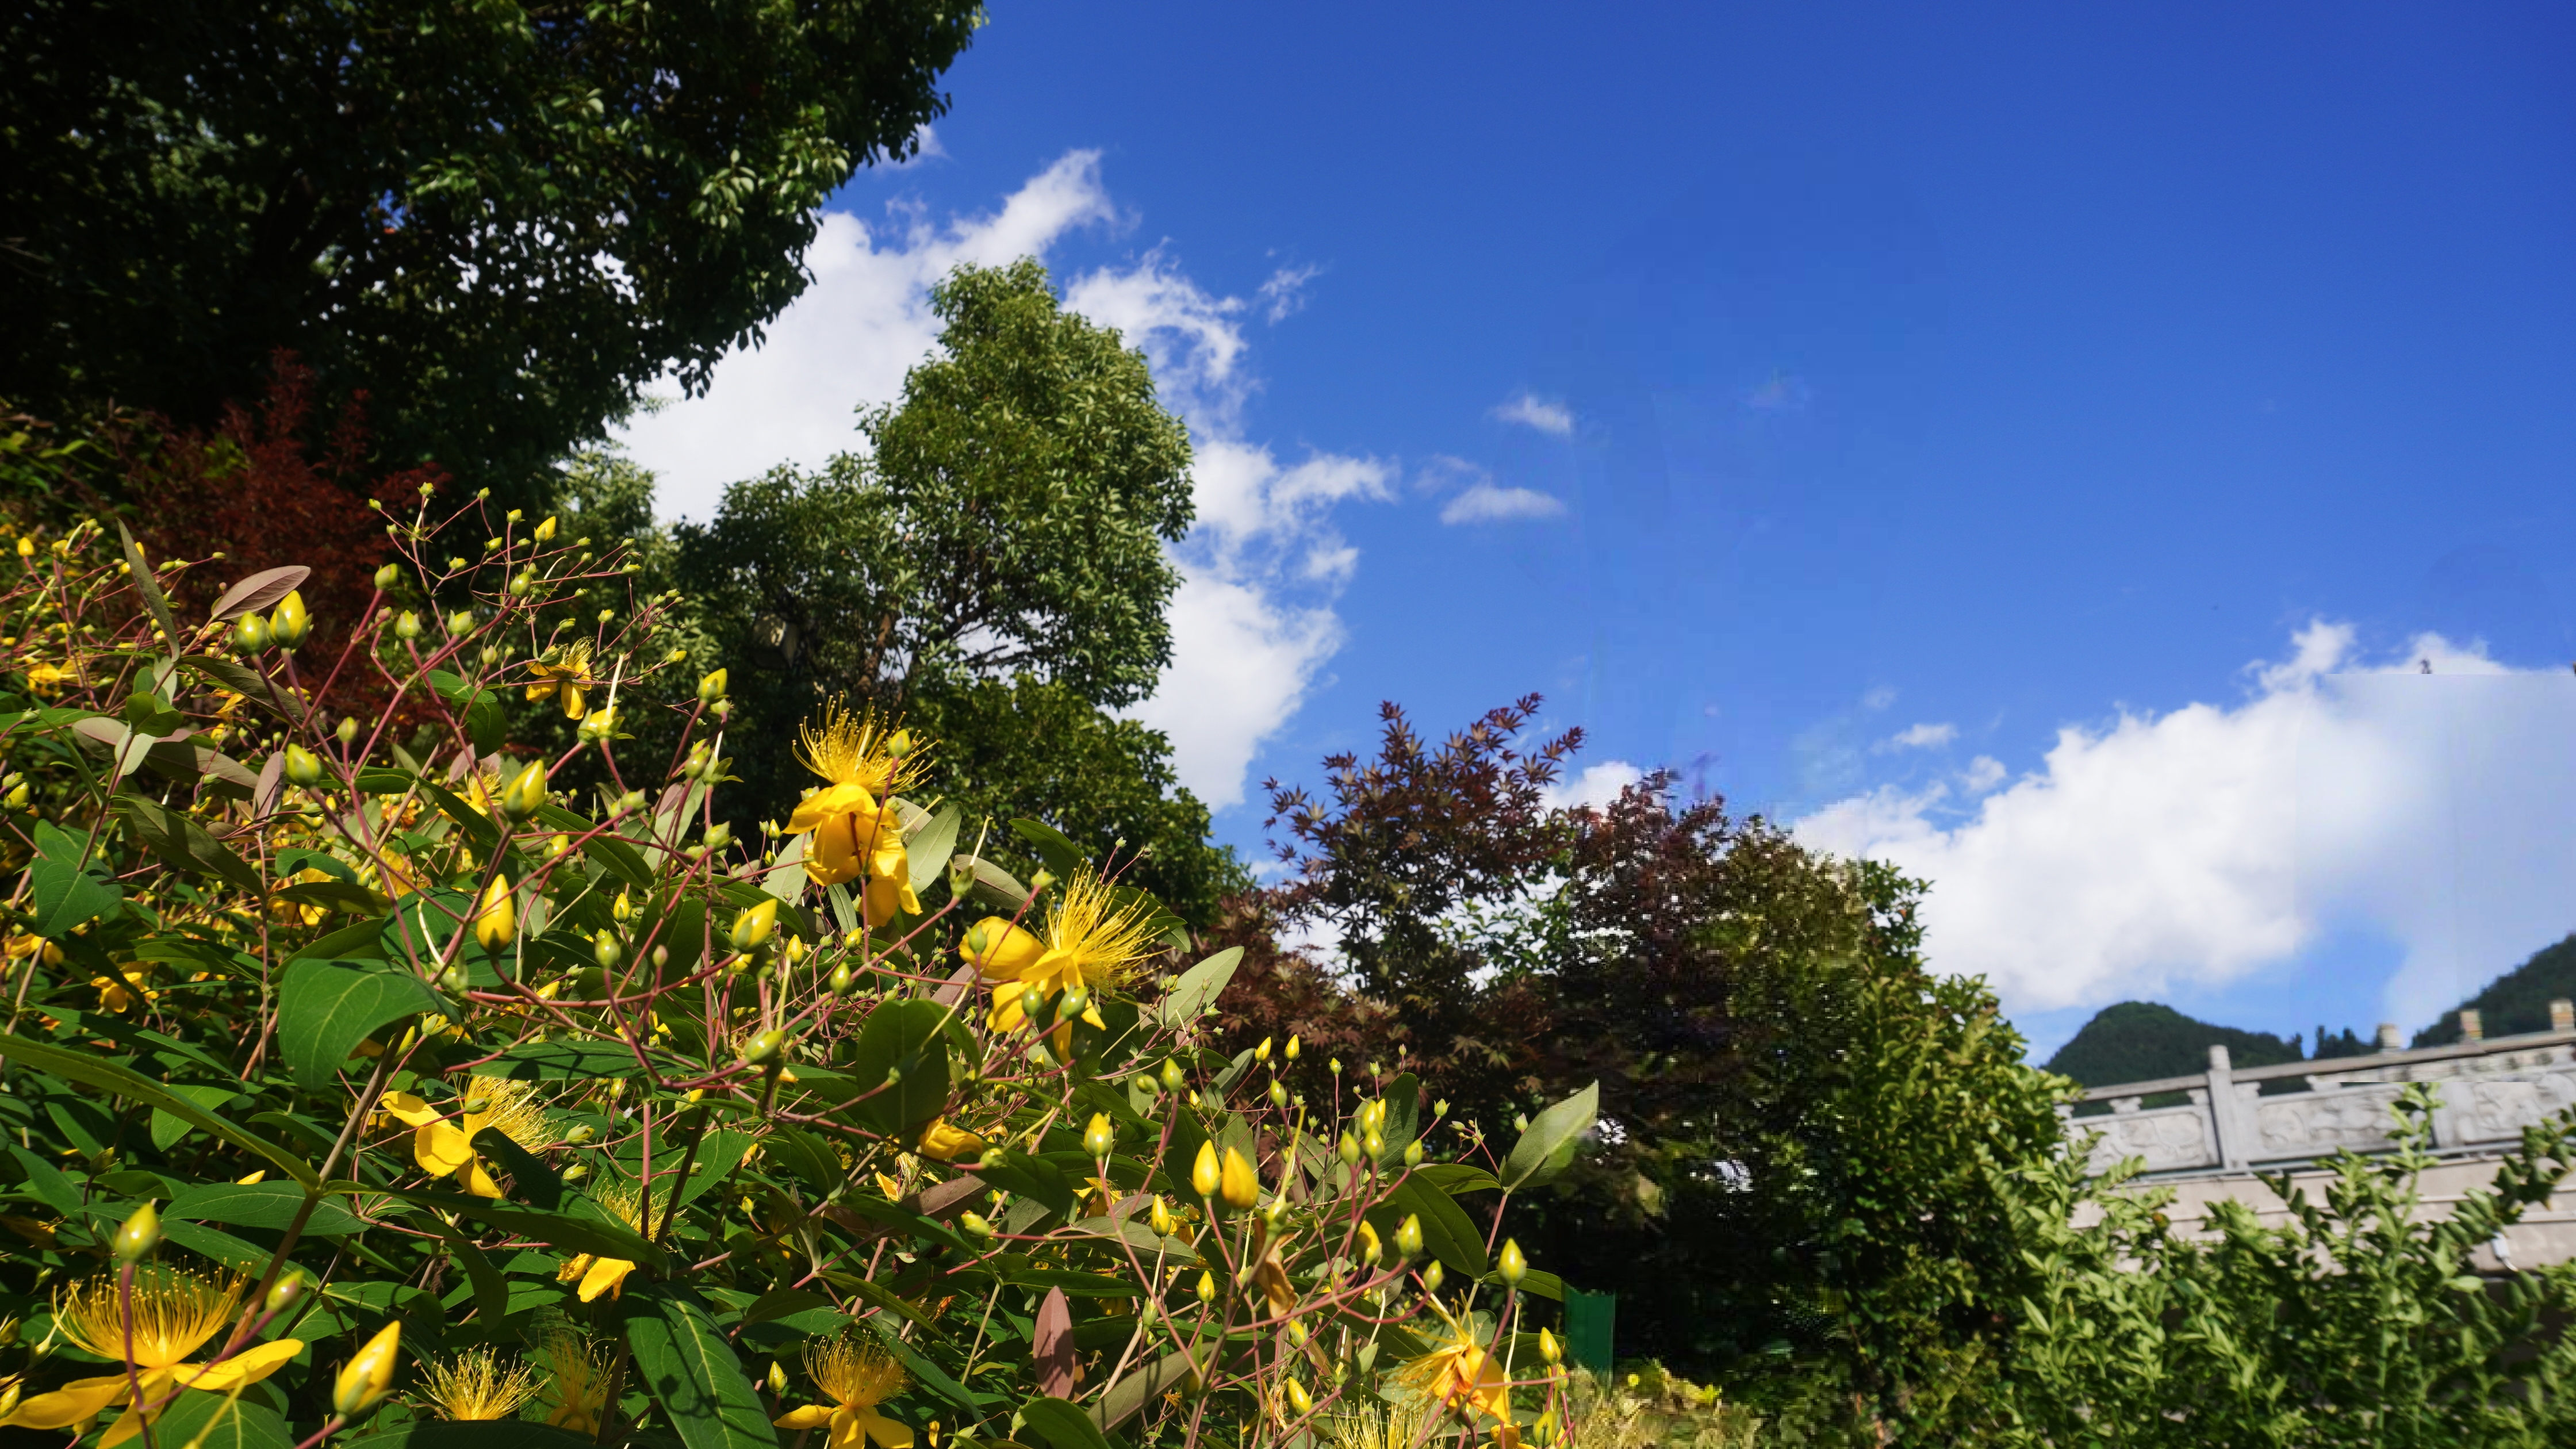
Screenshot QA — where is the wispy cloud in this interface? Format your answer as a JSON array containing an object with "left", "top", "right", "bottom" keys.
[
  {"left": 1256, "top": 263, "right": 1322, "bottom": 324},
  {"left": 1441, "top": 482, "right": 1567, "bottom": 524},
  {"left": 1491, "top": 391, "right": 1575, "bottom": 437},
  {"left": 619, "top": 151, "right": 1388, "bottom": 810},
  {"left": 1794, "top": 623, "right": 2576, "bottom": 1032},
  {"left": 1746, "top": 371, "right": 1812, "bottom": 411},
  {"left": 1878, "top": 722, "right": 1957, "bottom": 752}
]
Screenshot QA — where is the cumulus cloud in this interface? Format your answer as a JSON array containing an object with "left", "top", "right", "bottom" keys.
[
  {"left": 1793, "top": 623, "right": 2576, "bottom": 1031},
  {"left": 1543, "top": 760, "right": 1647, "bottom": 811},
  {"left": 1492, "top": 392, "right": 1575, "bottom": 437},
  {"left": 1878, "top": 722, "right": 1957, "bottom": 752},
  {"left": 1960, "top": 756, "right": 2007, "bottom": 793},
  {"left": 618, "top": 150, "right": 1387, "bottom": 811}
]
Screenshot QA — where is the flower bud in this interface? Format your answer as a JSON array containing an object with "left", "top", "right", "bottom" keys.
[
  {"left": 702, "top": 822, "right": 731, "bottom": 853},
  {"left": 233, "top": 612, "right": 271, "bottom": 651},
  {"left": 472, "top": 876, "right": 515, "bottom": 951},
  {"left": 113, "top": 1199, "right": 160, "bottom": 1263},
  {"left": 1356, "top": 1220, "right": 1382, "bottom": 1265},
  {"left": 499, "top": 759, "right": 548, "bottom": 819},
  {"left": 1539, "top": 1329, "right": 1563, "bottom": 1366},
  {"left": 1254, "top": 1036, "right": 1272, "bottom": 1062},
  {"left": 283, "top": 743, "right": 324, "bottom": 788},
  {"left": 1149, "top": 1195, "right": 1177, "bottom": 1237},
  {"left": 336, "top": 715, "right": 360, "bottom": 746},
  {"left": 1404, "top": 1140, "right": 1424, "bottom": 1167},
  {"left": 1285, "top": 1034, "right": 1301, "bottom": 1061},
  {"left": 1018, "top": 985, "right": 1046, "bottom": 1024},
  {"left": 1498, "top": 1238, "right": 1527, "bottom": 1286},
  {"left": 613, "top": 890, "right": 634, "bottom": 924},
  {"left": 1083, "top": 1113, "right": 1116, "bottom": 1159},
  {"left": 1057, "top": 984, "right": 1090, "bottom": 1025},
  {"left": 1364, "top": 1129, "right": 1386, "bottom": 1159},
  {"left": 766, "top": 1360, "right": 789, "bottom": 1396},
  {"left": 1394, "top": 1213, "right": 1423, "bottom": 1259},
  {"left": 1159, "top": 1058, "right": 1185, "bottom": 1092},
  {"left": 1337, "top": 1133, "right": 1361, "bottom": 1167},
  {"left": 1269, "top": 1080, "right": 1289, "bottom": 1109},
  {"left": 393, "top": 610, "right": 420, "bottom": 641},
  {"left": 731, "top": 898, "right": 778, "bottom": 953},
  {"left": 450, "top": 611, "right": 476, "bottom": 636},
  {"left": 1191, "top": 1141, "right": 1221, "bottom": 1199},
  {"left": 534, "top": 516, "right": 558, "bottom": 543},
  {"left": 1286, "top": 1318, "right": 1309, "bottom": 1347},
  {"left": 593, "top": 930, "right": 622, "bottom": 971},
  {"left": 742, "top": 1029, "right": 787, "bottom": 1067},
  {"left": 1285, "top": 1379, "right": 1313, "bottom": 1416},
  {"left": 828, "top": 962, "right": 855, "bottom": 995},
  {"left": 269, "top": 591, "right": 310, "bottom": 649},
  {"left": 578, "top": 705, "right": 616, "bottom": 742},
  {"left": 1195, "top": 1271, "right": 1217, "bottom": 1305},
  {"left": 959, "top": 1211, "right": 994, "bottom": 1240},
  {"left": 1423, "top": 1260, "right": 1446, "bottom": 1293},
  {"left": 885, "top": 729, "right": 914, "bottom": 758},
  {"left": 698, "top": 669, "right": 728, "bottom": 706},
  {"left": 1220, "top": 1147, "right": 1258, "bottom": 1210},
  {"left": 334, "top": 1320, "right": 401, "bottom": 1419},
  {"left": 374, "top": 563, "right": 401, "bottom": 591}
]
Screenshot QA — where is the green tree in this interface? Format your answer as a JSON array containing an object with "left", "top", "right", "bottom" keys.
[
  {"left": 0, "top": 0, "right": 979, "bottom": 497},
  {"left": 674, "top": 260, "right": 1234, "bottom": 919}
]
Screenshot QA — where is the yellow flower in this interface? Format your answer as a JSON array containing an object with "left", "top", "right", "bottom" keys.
[
  {"left": 555, "top": 1181, "right": 649, "bottom": 1302},
  {"left": 0, "top": 1268, "right": 302, "bottom": 1446},
  {"left": 524, "top": 641, "right": 595, "bottom": 720},
  {"left": 773, "top": 1335, "right": 914, "bottom": 1449},
  {"left": 530, "top": 1332, "right": 617, "bottom": 1436},
  {"left": 960, "top": 868, "right": 1157, "bottom": 1034},
  {"left": 417, "top": 1346, "right": 538, "bottom": 1421},
  {"left": 915, "top": 1118, "right": 986, "bottom": 1163},
  {"left": 1397, "top": 1314, "right": 1512, "bottom": 1427},
  {"left": 379, "top": 1075, "right": 549, "bottom": 1198},
  {"left": 785, "top": 704, "right": 925, "bottom": 928},
  {"left": 24, "top": 661, "right": 77, "bottom": 695}
]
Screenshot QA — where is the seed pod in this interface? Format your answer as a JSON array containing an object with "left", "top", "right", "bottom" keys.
[
  {"left": 1018, "top": 985, "right": 1046, "bottom": 1023},
  {"left": 652, "top": 944, "right": 669, "bottom": 969},
  {"left": 1498, "top": 1238, "right": 1528, "bottom": 1286},
  {"left": 1268, "top": 1080, "right": 1289, "bottom": 1109},
  {"left": 1083, "top": 1113, "right": 1116, "bottom": 1159},
  {"left": 472, "top": 876, "right": 516, "bottom": 951},
  {"left": 731, "top": 898, "right": 778, "bottom": 953},
  {"left": 1195, "top": 1271, "right": 1218, "bottom": 1305},
  {"left": 1159, "top": 1058, "right": 1185, "bottom": 1091},
  {"left": 742, "top": 1029, "right": 787, "bottom": 1067},
  {"left": 335, "top": 1320, "right": 402, "bottom": 1419},
  {"left": 1394, "top": 1213, "right": 1424, "bottom": 1259},
  {"left": 829, "top": 963, "right": 855, "bottom": 995},
  {"left": 499, "top": 759, "right": 548, "bottom": 819},
  {"left": 698, "top": 669, "right": 729, "bottom": 705},
  {"left": 439, "top": 963, "right": 469, "bottom": 994},
  {"left": 593, "top": 930, "right": 622, "bottom": 971},
  {"left": 373, "top": 563, "right": 401, "bottom": 590},
  {"left": 702, "top": 822, "right": 731, "bottom": 852},
  {"left": 269, "top": 591, "right": 310, "bottom": 649},
  {"left": 336, "top": 715, "right": 360, "bottom": 746},
  {"left": 959, "top": 1212, "right": 995, "bottom": 1240},
  {"left": 450, "top": 610, "right": 476, "bottom": 636},
  {"left": 1191, "top": 1141, "right": 1221, "bottom": 1199},
  {"left": 393, "top": 610, "right": 420, "bottom": 641},
  {"left": 1422, "top": 1260, "right": 1445, "bottom": 1293},
  {"left": 1057, "top": 985, "right": 1090, "bottom": 1025},
  {"left": 113, "top": 1199, "right": 160, "bottom": 1263},
  {"left": 283, "top": 743, "right": 324, "bottom": 788},
  {"left": 508, "top": 570, "right": 532, "bottom": 597},
  {"left": 1219, "top": 1147, "right": 1259, "bottom": 1210},
  {"left": 264, "top": 1270, "right": 310, "bottom": 1316},
  {"left": 1285, "top": 1379, "right": 1313, "bottom": 1416}
]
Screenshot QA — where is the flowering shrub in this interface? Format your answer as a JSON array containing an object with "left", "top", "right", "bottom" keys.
[{"left": 0, "top": 499, "right": 1591, "bottom": 1449}]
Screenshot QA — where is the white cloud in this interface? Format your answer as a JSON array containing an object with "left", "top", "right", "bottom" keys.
[
  {"left": 618, "top": 150, "right": 1388, "bottom": 811},
  {"left": 1441, "top": 482, "right": 1567, "bottom": 524},
  {"left": 1543, "top": 760, "right": 1646, "bottom": 811},
  {"left": 1256, "top": 263, "right": 1322, "bottom": 324},
  {"left": 1492, "top": 392, "right": 1575, "bottom": 437},
  {"left": 1878, "top": 721, "right": 1957, "bottom": 752},
  {"left": 1960, "top": 756, "right": 2007, "bottom": 793},
  {"left": 1793, "top": 622, "right": 2576, "bottom": 1032}
]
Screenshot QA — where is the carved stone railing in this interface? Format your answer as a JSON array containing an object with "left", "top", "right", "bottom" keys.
[{"left": 2063, "top": 1002, "right": 2576, "bottom": 1176}]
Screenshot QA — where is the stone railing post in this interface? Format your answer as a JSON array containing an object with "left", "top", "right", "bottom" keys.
[
  {"left": 2206, "top": 1044, "right": 2255, "bottom": 1171},
  {"left": 2376, "top": 1022, "right": 2401, "bottom": 1051}
]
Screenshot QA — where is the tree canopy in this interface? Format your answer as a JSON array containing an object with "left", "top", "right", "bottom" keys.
[{"left": 0, "top": 0, "right": 979, "bottom": 496}]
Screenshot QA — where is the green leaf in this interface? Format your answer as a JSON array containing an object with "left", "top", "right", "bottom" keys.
[
  {"left": 739, "top": 1286, "right": 836, "bottom": 1328},
  {"left": 1020, "top": 1396, "right": 1114, "bottom": 1449},
  {"left": 1412, "top": 1163, "right": 1502, "bottom": 1196},
  {"left": 277, "top": 959, "right": 444, "bottom": 1091},
  {"left": 623, "top": 1284, "right": 781, "bottom": 1449},
  {"left": 116, "top": 522, "right": 179, "bottom": 653},
  {"left": 1093, "top": 1349, "right": 1197, "bottom": 1432},
  {"left": 29, "top": 820, "right": 120, "bottom": 934},
  {"left": 110, "top": 795, "right": 267, "bottom": 894},
  {"left": 906, "top": 804, "right": 963, "bottom": 894},
  {"left": 155, "top": 1388, "right": 292, "bottom": 1449},
  {"left": 170, "top": 1179, "right": 366, "bottom": 1235},
  {"left": 1383, "top": 1176, "right": 1489, "bottom": 1279},
  {"left": 473, "top": 1126, "right": 564, "bottom": 1209},
  {"left": 1157, "top": 947, "right": 1242, "bottom": 1029},
  {"left": 760, "top": 1127, "right": 845, "bottom": 1197},
  {"left": 1374, "top": 1072, "right": 1422, "bottom": 1168},
  {"left": 1503, "top": 1081, "right": 1598, "bottom": 1191},
  {"left": 845, "top": 999, "right": 954, "bottom": 1135},
  {"left": 1010, "top": 818, "right": 1089, "bottom": 883},
  {"left": 160, "top": 1219, "right": 272, "bottom": 1274},
  {"left": 1487, "top": 1266, "right": 1563, "bottom": 1301},
  {"left": 7, "top": 1143, "right": 83, "bottom": 1216},
  {"left": 347, "top": 1424, "right": 599, "bottom": 1449},
  {"left": 975, "top": 1149, "right": 1076, "bottom": 1220},
  {"left": 488, "top": 1038, "right": 646, "bottom": 1080},
  {"left": 0, "top": 1033, "right": 317, "bottom": 1189},
  {"left": 386, "top": 1186, "right": 665, "bottom": 1268}
]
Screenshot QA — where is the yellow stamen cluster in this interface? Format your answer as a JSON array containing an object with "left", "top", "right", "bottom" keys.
[
  {"left": 808, "top": 1335, "right": 908, "bottom": 1411},
  {"left": 1043, "top": 869, "right": 1160, "bottom": 992},
  {"left": 462, "top": 1075, "right": 550, "bottom": 1149},
  {"left": 55, "top": 1268, "right": 240, "bottom": 1368},
  {"left": 418, "top": 1347, "right": 540, "bottom": 1421},
  {"left": 532, "top": 1331, "right": 618, "bottom": 1435},
  {"left": 796, "top": 703, "right": 923, "bottom": 795}
]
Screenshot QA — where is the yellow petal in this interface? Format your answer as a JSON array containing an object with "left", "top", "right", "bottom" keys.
[
  {"left": 577, "top": 1256, "right": 636, "bottom": 1302},
  {"left": 861, "top": 873, "right": 915, "bottom": 930},
  {"left": 525, "top": 681, "right": 558, "bottom": 703},
  {"left": 97, "top": 1401, "right": 160, "bottom": 1449},
  {"left": 380, "top": 1090, "right": 442, "bottom": 1129},
  {"left": 804, "top": 810, "right": 867, "bottom": 888},
  {"left": 173, "top": 1339, "right": 303, "bottom": 1393},
  {"left": 774, "top": 1406, "right": 838, "bottom": 1430},
  {"left": 413, "top": 1120, "right": 474, "bottom": 1176},
  {"left": 788, "top": 785, "right": 881, "bottom": 835},
  {"left": 857, "top": 1408, "right": 915, "bottom": 1449},
  {"left": 918, "top": 1119, "right": 986, "bottom": 1163},
  {"left": 960, "top": 918, "right": 1044, "bottom": 981},
  {"left": 827, "top": 1406, "right": 867, "bottom": 1449},
  {"left": 561, "top": 684, "right": 585, "bottom": 720},
  {"left": 5, "top": 1376, "right": 133, "bottom": 1429},
  {"left": 459, "top": 1155, "right": 504, "bottom": 1199}
]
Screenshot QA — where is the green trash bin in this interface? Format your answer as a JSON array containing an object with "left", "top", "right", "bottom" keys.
[{"left": 1565, "top": 1288, "right": 1616, "bottom": 1372}]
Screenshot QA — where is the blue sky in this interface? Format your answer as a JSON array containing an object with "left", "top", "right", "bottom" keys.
[{"left": 625, "top": 3, "right": 2576, "bottom": 1060}]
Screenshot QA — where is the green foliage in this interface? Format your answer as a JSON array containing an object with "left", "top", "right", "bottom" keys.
[
  {"left": 2044, "top": 999, "right": 2306, "bottom": 1087},
  {"left": 2414, "top": 931, "right": 2576, "bottom": 1046},
  {"left": 2011, "top": 1086, "right": 2576, "bottom": 1446},
  {"left": 0, "top": 0, "right": 980, "bottom": 497}
]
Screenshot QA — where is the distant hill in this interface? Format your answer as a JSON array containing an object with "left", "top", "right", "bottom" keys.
[
  {"left": 2412, "top": 933, "right": 2576, "bottom": 1048},
  {"left": 2044, "top": 1002, "right": 2306, "bottom": 1088}
]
